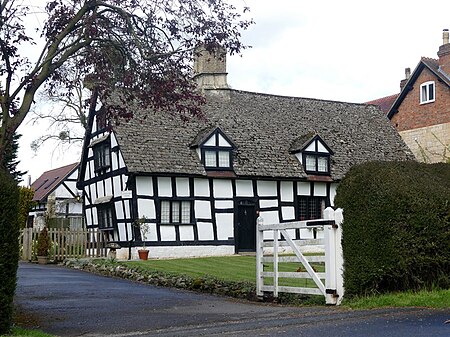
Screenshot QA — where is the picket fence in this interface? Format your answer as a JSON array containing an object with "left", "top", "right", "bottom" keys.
[{"left": 20, "top": 227, "right": 108, "bottom": 261}]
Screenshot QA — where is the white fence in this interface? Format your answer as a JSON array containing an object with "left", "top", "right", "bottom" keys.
[
  {"left": 20, "top": 227, "right": 108, "bottom": 261},
  {"left": 256, "top": 207, "right": 344, "bottom": 305}
]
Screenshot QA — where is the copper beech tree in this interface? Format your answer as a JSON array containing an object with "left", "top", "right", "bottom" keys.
[
  {"left": 0, "top": 0, "right": 253, "bottom": 172},
  {"left": 0, "top": 1, "right": 251, "bottom": 333}
]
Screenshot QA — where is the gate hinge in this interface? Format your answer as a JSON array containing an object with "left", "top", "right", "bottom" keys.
[{"left": 325, "top": 289, "right": 339, "bottom": 297}]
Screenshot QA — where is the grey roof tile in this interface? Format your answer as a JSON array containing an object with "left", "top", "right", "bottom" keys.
[{"left": 112, "top": 89, "right": 414, "bottom": 180}]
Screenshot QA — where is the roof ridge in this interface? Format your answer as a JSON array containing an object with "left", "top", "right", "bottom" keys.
[
  {"left": 213, "top": 88, "right": 369, "bottom": 106},
  {"left": 42, "top": 162, "right": 78, "bottom": 174},
  {"left": 421, "top": 56, "right": 438, "bottom": 62}
]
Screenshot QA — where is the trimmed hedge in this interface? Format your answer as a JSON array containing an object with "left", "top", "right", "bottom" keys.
[
  {"left": 0, "top": 169, "right": 20, "bottom": 334},
  {"left": 334, "top": 161, "right": 450, "bottom": 298}
]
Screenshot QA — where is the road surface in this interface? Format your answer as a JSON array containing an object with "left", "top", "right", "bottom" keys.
[{"left": 15, "top": 263, "right": 449, "bottom": 336}]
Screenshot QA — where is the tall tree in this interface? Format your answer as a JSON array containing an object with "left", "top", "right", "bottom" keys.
[
  {"left": 0, "top": 1, "right": 252, "bottom": 333},
  {"left": 0, "top": 0, "right": 253, "bottom": 171},
  {"left": 2, "top": 132, "right": 26, "bottom": 182}
]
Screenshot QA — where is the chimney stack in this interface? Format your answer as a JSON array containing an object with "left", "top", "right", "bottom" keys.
[
  {"left": 193, "top": 44, "right": 229, "bottom": 90},
  {"left": 437, "top": 29, "right": 450, "bottom": 76},
  {"left": 400, "top": 67, "right": 411, "bottom": 91}
]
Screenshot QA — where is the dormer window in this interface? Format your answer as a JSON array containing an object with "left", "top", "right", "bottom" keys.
[
  {"left": 420, "top": 81, "right": 435, "bottom": 104},
  {"left": 192, "top": 128, "right": 236, "bottom": 171},
  {"left": 291, "top": 134, "right": 333, "bottom": 175}
]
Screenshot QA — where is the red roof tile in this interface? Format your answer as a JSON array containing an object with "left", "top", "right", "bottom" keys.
[
  {"left": 31, "top": 163, "right": 79, "bottom": 202},
  {"left": 365, "top": 94, "right": 399, "bottom": 114}
]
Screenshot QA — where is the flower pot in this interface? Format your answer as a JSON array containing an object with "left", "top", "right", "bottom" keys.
[
  {"left": 37, "top": 256, "right": 49, "bottom": 265},
  {"left": 138, "top": 249, "right": 149, "bottom": 260}
]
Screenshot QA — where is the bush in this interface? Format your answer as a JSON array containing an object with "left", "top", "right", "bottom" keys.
[
  {"left": 36, "top": 227, "right": 51, "bottom": 257},
  {"left": 334, "top": 161, "right": 450, "bottom": 298},
  {"left": 18, "top": 186, "right": 35, "bottom": 229},
  {"left": 0, "top": 169, "right": 20, "bottom": 334}
]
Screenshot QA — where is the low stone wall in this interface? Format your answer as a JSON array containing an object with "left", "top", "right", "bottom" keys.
[
  {"left": 62, "top": 258, "right": 322, "bottom": 305},
  {"left": 63, "top": 258, "right": 257, "bottom": 301}
]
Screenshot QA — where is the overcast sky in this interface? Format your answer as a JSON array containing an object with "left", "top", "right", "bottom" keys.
[{"left": 17, "top": 0, "right": 450, "bottom": 184}]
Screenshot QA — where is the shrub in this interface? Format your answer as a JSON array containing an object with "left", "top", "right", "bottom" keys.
[
  {"left": 18, "top": 186, "right": 35, "bottom": 229},
  {"left": 0, "top": 169, "right": 20, "bottom": 334},
  {"left": 334, "top": 161, "right": 450, "bottom": 298},
  {"left": 36, "top": 227, "right": 51, "bottom": 257}
]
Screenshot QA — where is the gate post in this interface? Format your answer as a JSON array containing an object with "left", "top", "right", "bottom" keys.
[
  {"left": 324, "top": 207, "right": 337, "bottom": 305},
  {"left": 22, "top": 228, "right": 32, "bottom": 261},
  {"left": 335, "top": 208, "right": 345, "bottom": 305},
  {"left": 256, "top": 216, "right": 264, "bottom": 297}
]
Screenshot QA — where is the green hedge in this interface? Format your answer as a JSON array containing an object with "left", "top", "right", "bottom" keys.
[
  {"left": 0, "top": 169, "right": 20, "bottom": 334},
  {"left": 334, "top": 161, "right": 450, "bottom": 298}
]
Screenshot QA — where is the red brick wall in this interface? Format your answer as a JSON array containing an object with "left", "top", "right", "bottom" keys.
[{"left": 391, "top": 68, "right": 450, "bottom": 131}]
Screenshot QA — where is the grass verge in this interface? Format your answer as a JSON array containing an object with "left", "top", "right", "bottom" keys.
[
  {"left": 0, "top": 327, "right": 55, "bottom": 337},
  {"left": 344, "top": 289, "right": 450, "bottom": 309}
]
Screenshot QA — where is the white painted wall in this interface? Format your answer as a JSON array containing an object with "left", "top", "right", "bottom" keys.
[
  {"left": 235, "top": 180, "right": 253, "bottom": 197},
  {"left": 118, "top": 245, "right": 235, "bottom": 260}
]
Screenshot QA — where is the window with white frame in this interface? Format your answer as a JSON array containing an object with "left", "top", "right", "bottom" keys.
[
  {"left": 420, "top": 81, "right": 435, "bottom": 104},
  {"left": 199, "top": 129, "right": 234, "bottom": 170},
  {"left": 160, "top": 200, "right": 192, "bottom": 224},
  {"left": 294, "top": 134, "right": 333, "bottom": 175}
]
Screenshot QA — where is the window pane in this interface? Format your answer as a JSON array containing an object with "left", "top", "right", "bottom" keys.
[
  {"left": 317, "top": 156, "right": 328, "bottom": 172},
  {"left": 205, "top": 150, "right": 216, "bottom": 167},
  {"left": 421, "top": 85, "right": 427, "bottom": 102},
  {"left": 181, "top": 201, "right": 191, "bottom": 223},
  {"left": 305, "top": 155, "right": 316, "bottom": 171},
  {"left": 103, "top": 145, "right": 111, "bottom": 167},
  {"left": 161, "top": 201, "right": 170, "bottom": 223},
  {"left": 429, "top": 83, "right": 434, "bottom": 100},
  {"left": 218, "top": 151, "right": 230, "bottom": 167},
  {"left": 298, "top": 198, "right": 307, "bottom": 220},
  {"left": 171, "top": 201, "right": 180, "bottom": 223}
]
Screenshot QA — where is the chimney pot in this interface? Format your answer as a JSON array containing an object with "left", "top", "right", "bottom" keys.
[
  {"left": 443, "top": 29, "right": 449, "bottom": 45},
  {"left": 405, "top": 67, "right": 411, "bottom": 79}
]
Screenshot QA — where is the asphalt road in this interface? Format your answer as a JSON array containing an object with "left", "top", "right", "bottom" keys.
[{"left": 15, "top": 262, "right": 449, "bottom": 337}]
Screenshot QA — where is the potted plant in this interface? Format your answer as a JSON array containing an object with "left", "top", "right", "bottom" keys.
[
  {"left": 135, "top": 217, "right": 150, "bottom": 260},
  {"left": 36, "top": 226, "right": 51, "bottom": 264}
]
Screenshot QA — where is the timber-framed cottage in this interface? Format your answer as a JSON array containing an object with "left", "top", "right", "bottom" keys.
[{"left": 77, "top": 48, "right": 413, "bottom": 259}]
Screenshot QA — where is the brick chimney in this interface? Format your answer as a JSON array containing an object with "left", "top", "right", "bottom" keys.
[
  {"left": 400, "top": 67, "right": 411, "bottom": 91},
  {"left": 193, "top": 44, "right": 229, "bottom": 90},
  {"left": 437, "top": 29, "right": 450, "bottom": 76}
]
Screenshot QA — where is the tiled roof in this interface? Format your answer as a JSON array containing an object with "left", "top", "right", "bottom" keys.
[
  {"left": 365, "top": 94, "right": 399, "bottom": 114},
  {"left": 112, "top": 89, "right": 414, "bottom": 180},
  {"left": 388, "top": 58, "right": 450, "bottom": 119},
  {"left": 31, "top": 163, "right": 79, "bottom": 202}
]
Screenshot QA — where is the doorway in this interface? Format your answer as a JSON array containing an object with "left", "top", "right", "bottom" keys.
[{"left": 236, "top": 200, "right": 257, "bottom": 252}]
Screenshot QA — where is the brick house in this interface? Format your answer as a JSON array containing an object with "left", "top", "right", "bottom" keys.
[{"left": 368, "top": 30, "right": 450, "bottom": 163}]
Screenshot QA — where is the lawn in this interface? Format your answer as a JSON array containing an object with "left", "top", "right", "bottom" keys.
[{"left": 124, "top": 254, "right": 324, "bottom": 288}]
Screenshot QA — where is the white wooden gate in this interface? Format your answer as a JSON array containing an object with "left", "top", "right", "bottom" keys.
[{"left": 256, "top": 207, "right": 344, "bottom": 305}]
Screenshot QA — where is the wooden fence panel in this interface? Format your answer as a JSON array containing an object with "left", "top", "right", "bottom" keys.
[{"left": 20, "top": 227, "right": 107, "bottom": 261}]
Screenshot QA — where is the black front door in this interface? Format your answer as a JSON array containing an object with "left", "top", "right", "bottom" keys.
[{"left": 236, "top": 201, "right": 257, "bottom": 252}]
